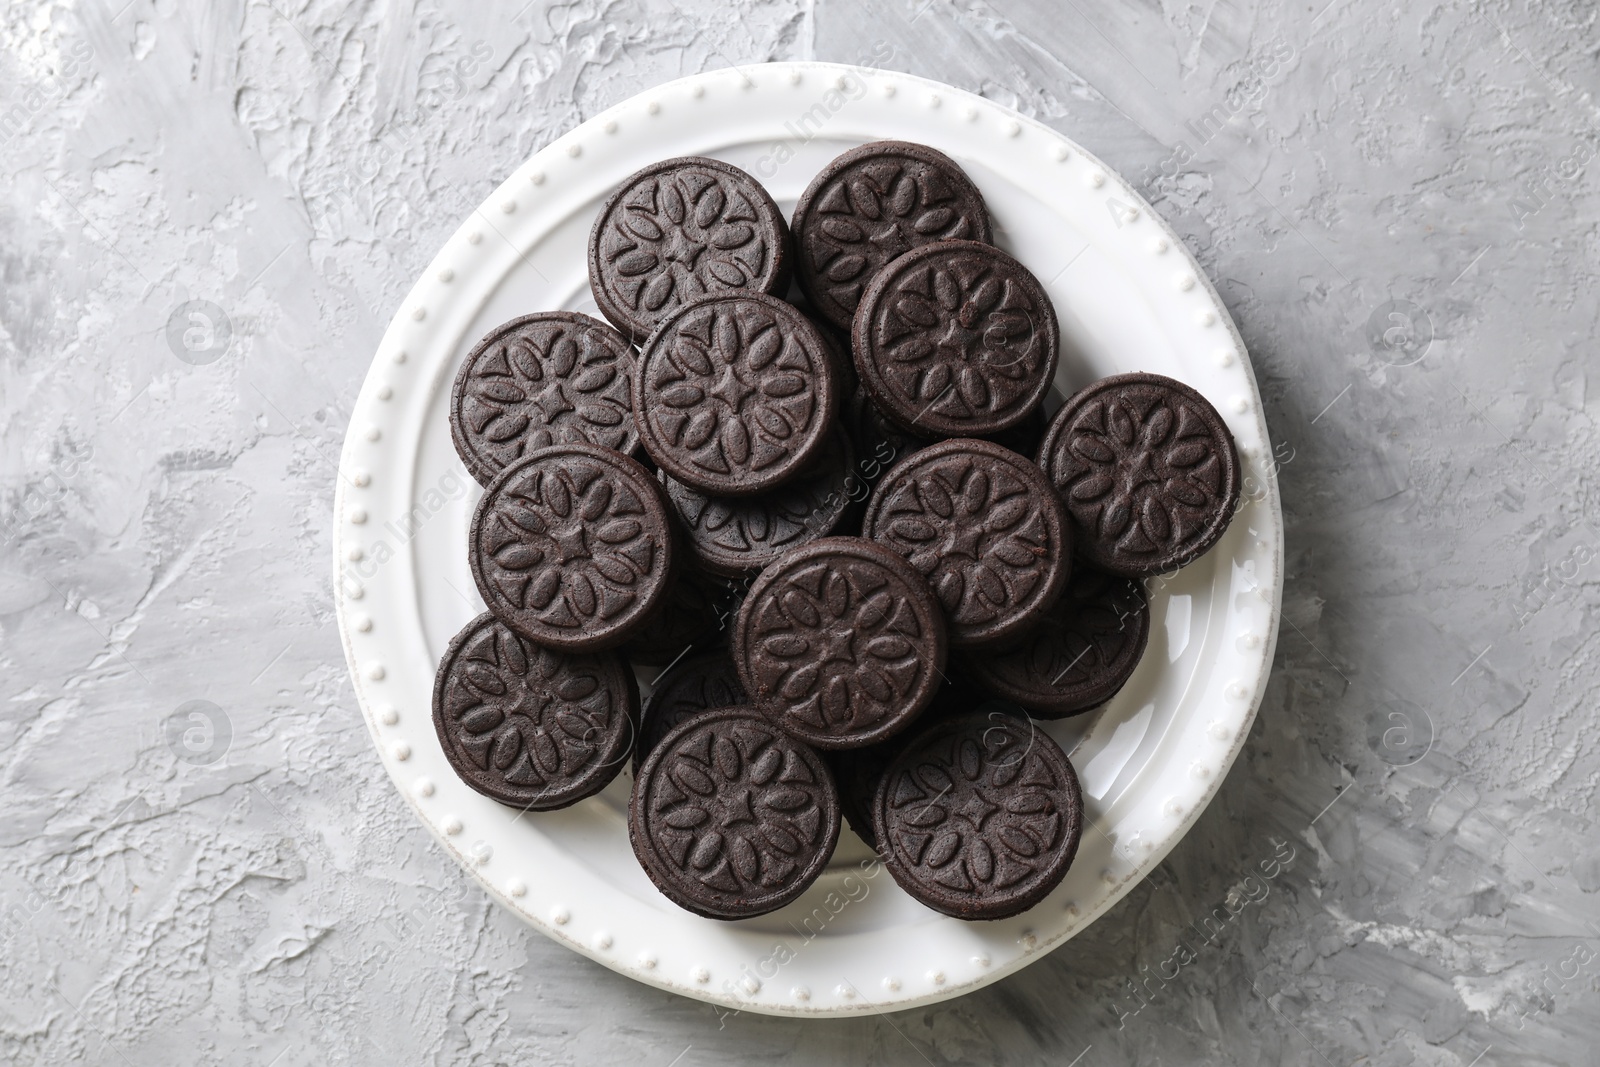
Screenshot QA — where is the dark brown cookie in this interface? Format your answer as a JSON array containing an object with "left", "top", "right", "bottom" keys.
[
  {"left": 662, "top": 425, "right": 856, "bottom": 578},
  {"left": 862, "top": 439, "right": 1071, "bottom": 648},
  {"left": 432, "top": 613, "right": 637, "bottom": 809},
  {"left": 792, "top": 141, "right": 992, "bottom": 331},
  {"left": 589, "top": 157, "right": 790, "bottom": 343},
  {"left": 633, "top": 650, "right": 747, "bottom": 772},
  {"left": 1037, "top": 372, "right": 1241, "bottom": 577},
  {"left": 871, "top": 709, "right": 1083, "bottom": 920},
  {"left": 628, "top": 707, "right": 840, "bottom": 920},
  {"left": 732, "top": 536, "right": 947, "bottom": 750},
  {"left": 619, "top": 567, "right": 726, "bottom": 666},
  {"left": 449, "top": 312, "right": 638, "bottom": 487},
  {"left": 469, "top": 444, "right": 674, "bottom": 651},
  {"left": 633, "top": 292, "right": 838, "bottom": 497},
  {"left": 852, "top": 239, "right": 1058, "bottom": 437},
  {"left": 959, "top": 565, "right": 1149, "bottom": 718}
]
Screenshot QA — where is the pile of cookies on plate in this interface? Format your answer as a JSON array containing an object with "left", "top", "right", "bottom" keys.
[{"left": 433, "top": 141, "right": 1242, "bottom": 922}]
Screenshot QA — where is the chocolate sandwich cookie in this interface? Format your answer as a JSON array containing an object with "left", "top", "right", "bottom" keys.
[
  {"left": 634, "top": 292, "right": 838, "bottom": 497},
  {"left": 469, "top": 444, "right": 674, "bottom": 651},
  {"left": 619, "top": 567, "right": 726, "bottom": 667},
  {"left": 871, "top": 709, "right": 1083, "bottom": 920},
  {"left": 589, "top": 157, "right": 791, "bottom": 343},
  {"left": 959, "top": 565, "right": 1149, "bottom": 718},
  {"left": 852, "top": 239, "right": 1058, "bottom": 438},
  {"left": 449, "top": 312, "right": 638, "bottom": 487},
  {"left": 663, "top": 426, "right": 856, "bottom": 578},
  {"left": 633, "top": 650, "right": 747, "bottom": 772},
  {"left": 792, "top": 141, "right": 993, "bottom": 331},
  {"left": 629, "top": 707, "right": 840, "bottom": 920},
  {"left": 1037, "top": 372, "right": 1241, "bottom": 578},
  {"left": 733, "top": 537, "right": 947, "bottom": 750},
  {"left": 862, "top": 439, "right": 1071, "bottom": 648},
  {"left": 433, "top": 613, "right": 637, "bottom": 809}
]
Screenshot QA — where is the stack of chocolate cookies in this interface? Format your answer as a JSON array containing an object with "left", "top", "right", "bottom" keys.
[{"left": 433, "top": 143, "right": 1242, "bottom": 923}]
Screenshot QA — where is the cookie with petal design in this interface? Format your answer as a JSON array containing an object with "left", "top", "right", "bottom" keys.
[
  {"left": 634, "top": 292, "right": 838, "bottom": 497},
  {"left": 432, "top": 613, "right": 637, "bottom": 809},
  {"left": 852, "top": 239, "right": 1058, "bottom": 437},
  {"left": 589, "top": 157, "right": 791, "bottom": 343},
  {"left": 792, "top": 141, "right": 992, "bottom": 330},
  {"left": 633, "top": 650, "right": 748, "bottom": 772},
  {"left": 662, "top": 426, "right": 857, "bottom": 577},
  {"left": 469, "top": 444, "right": 675, "bottom": 651},
  {"left": 1037, "top": 372, "right": 1241, "bottom": 577},
  {"left": 862, "top": 439, "right": 1071, "bottom": 648},
  {"left": 733, "top": 536, "right": 947, "bottom": 750},
  {"left": 872, "top": 709, "right": 1083, "bottom": 920},
  {"left": 449, "top": 312, "right": 638, "bottom": 487},
  {"left": 629, "top": 707, "right": 840, "bottom": 919},
  {"left": 959, "top": 565, "right": 1149, "bottom": 717}
]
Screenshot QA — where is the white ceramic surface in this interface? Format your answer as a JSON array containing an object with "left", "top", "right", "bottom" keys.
[{"left": 332, "top": 61, "right": 1283, "bottom": 1018}]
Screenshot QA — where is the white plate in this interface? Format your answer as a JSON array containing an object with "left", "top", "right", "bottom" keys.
[{"left": 333, "top": 61, "right": 1283, "bottom": 1018}]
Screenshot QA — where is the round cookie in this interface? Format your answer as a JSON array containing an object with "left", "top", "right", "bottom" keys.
[
  {"left": 851, "top": 239, "right": 1058, "bottom": 437},
  {"left": 871, "top": 709, "right": 1083, "bottom": 920},
  {"left": 619, "top": 567, "right": 727, "bottom": 667},
  {"left": 432, "top": 613, "right": 637, "bottom": 810},
  {"left": 469, "top": 444, "right": 674, "bottom": 651},
  {"left": 733, "top": 537, "right": 948, "bottom": 750},
  {"left": 633, "top": 650, "right": 747, "bottom": 772},
  {"left": 634, "top": 292, "right": 838, "bottom": 497},
  {"left": 662, "top": 426, "right": 856, "bottom": 577},
  {"left": 1037, "top": 372, "right": 1241, "bottom": 577},
  {"left": 449, "top": 312, "right": 638, "bottom": 487},
  {"left": 629, "top": 707, "right": 840, "bottom": 920},
  {"left": 589, "top": 157, "right": 790, "bottom": 343},
  {"left": 959, "top": 565, "right": 1149, "bottom": 717},
  {"left": 792, "top": 141, "right": 992, "bottom": 331},
  {"left": 862, "top": 438, "right": 1071, "bottom": 648}
]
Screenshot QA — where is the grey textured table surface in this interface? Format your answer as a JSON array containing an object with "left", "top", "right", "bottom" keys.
[{"left": 3, "top": 0, "right": 1598, "bottom": 1064}]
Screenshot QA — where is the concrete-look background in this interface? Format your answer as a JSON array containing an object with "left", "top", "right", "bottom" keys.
[{"left": 2, "top": 0, "right": 1597, "bottom": 1063}]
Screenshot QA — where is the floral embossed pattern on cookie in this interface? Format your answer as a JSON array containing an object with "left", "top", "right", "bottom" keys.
[
  {"left": 791, "top": 140, "right": 992, "bottom": 330},
  {"left": 871, "top": 710, "right": 1083, "bottom": 920},
  {"left": 863, "top": 439, "right": 1071, "bottom": 647},
  {"left": 733, "top": 536, "right": 947, "bottom": 749},
  {"left": 1037, "top": 372, "right": 1241, "bottom": 578},
  {"left": 469, "top": 444, "right": 674, "bottom": 650},
  {"left": 432, "top": 613, "right": 637, "bottom": 809},
  {"left": 628, "top": 708, "right": 840, "bottom": 920},
  {"left": 852, "top": 239, "right": 1058, "bottom": 437},
  {"left": 449, "top": 312, "right": 638, "bottom": 487},
  {"left": 634, "top": 292, "right": 837, "bottom": 496},
  {"left": 588, "top": 157, "right": 790, "bottom": 343}
]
